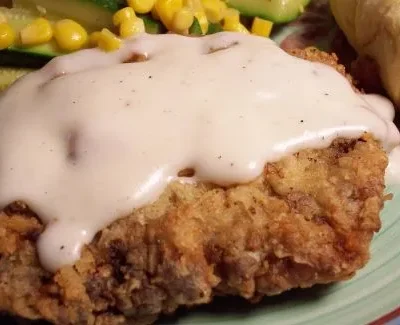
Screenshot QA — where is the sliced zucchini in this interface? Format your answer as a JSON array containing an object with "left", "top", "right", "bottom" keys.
[
  {"left": 207, "top": 23, "right": 223, "bottom": 35},
  {"left": 12, "top": 0, "right": 122, "bottom": 31},
  {"left": 189, "top": 18, "right": 203, "bottom": 36},
  {"left": 0, "top": 6, "right": 163, "bottom": 67},
  {"left": 0, "top": 7, "right": 59, "bottom": 65},
  {"left": 224, "top": 0, "right": 311, "bottom": 24},
  {"left": 0, "top": 67, "right": 33, "bottom": 91},
  {"left": 139, "top": 15, "right": 166, "bottom": 34}
]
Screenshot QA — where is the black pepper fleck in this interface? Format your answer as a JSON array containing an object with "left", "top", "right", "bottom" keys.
[
  {"left": 119, "top": 80, "right": 123, "bottom": 83},
  {"left": 230, "top": 163, "right": 234, "bottom": 166},
  {"left": 300, "top": 120, "right": 304, "bottom": 123},
  {"left": 60, "top": 246, "right": 65, "bottom": 250},
  {"left": 148, "top": 75, "right": 153, "bottom": 79},
  {"left": 324, "top": 93, "right": 329, "bottom": 96},
  {"left": 218, "top": 155, "right": 222, "bottom": 159}
]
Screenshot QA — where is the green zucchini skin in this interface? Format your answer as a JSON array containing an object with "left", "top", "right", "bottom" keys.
[
  {"left": 225, "top": 0, "right": 311, "bottom": 24},
  {"left": 139, "top": 15, "right": 166, "bottom": 34},
  {"left": 0, "top": 2, "right": 163, "bottom": 67},
  {"left": 189, "top": 18, "right": 203, "bottom": 36},
  {"left": 207, "top": 23, "right": 223, "bottom": 34},
  {"left": 0, "top": 49, "right": 51, "bottom": 68}
]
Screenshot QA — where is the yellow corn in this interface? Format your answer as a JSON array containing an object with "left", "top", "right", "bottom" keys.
[
  {"left": 155, "top": 0, "right": 183, "bottom": 29},
  {"left": 0, "top": 23, "right": 15, "bottom": 50},
  {"left": 251, "top": 17, "right": 273, "bottom": 37},
  {"left": 185, "top": 0, "right": 208, "bottom": 34},
  {"left": 120, "top": 17, "right": 146, "bottom": 38},
  {"left": 113, "top": 7, "right": 136, "bottom": 26},
  {"left": 236, "top": 23, "right": 249, "bottom": 33},
  {"left": 97, "top": 28, "right": 122, "bottom": 52},
  {"left": 201, "top": 0, "right": 225, "bottom": 23},
  {"left": 222, "top": 8, "right": 248, "bottom": 33},
  {"left": 172, "top": 7, "right": 194, "bottom": 32},
  {"left": 223, "top": 7, "right": 240, "bottom": 28},
  {"left": 20, "top": 17, "right": 53, "bottom": 46},
  {"left": 194, "top": 10, "right": 208, "bottom": 34},
  {"left": 89, "top": 31, "right": 101, "bottom": 47},
  {"left": 53, "top": 19, "right": 88, "bottom": 51},
  {"left": 127, "top": 0, "right": 157, "bottom": 14},
  {"left": 151, "top": 6, "right": 160, "bottom": 20}
]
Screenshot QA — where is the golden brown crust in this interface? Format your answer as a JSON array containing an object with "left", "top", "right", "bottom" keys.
[
  {"left": 288, "top": 47, "right": 356, "bottom": 89},
  {"left": 0, "top": 50, "right": 389, "bottom": 324},
  {"left": 0, "top": 134, "right": 387, "bottom": 325}
]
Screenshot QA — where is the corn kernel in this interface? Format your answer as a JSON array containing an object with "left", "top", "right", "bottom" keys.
[
  {"left": 151, "top": 6, "right": 160, "bottom": 20},
  {"left": 184, "top": 0, "right": 208, "bottom": 34},
  {"left": 97, "top": 28, "right": 122, "bottom": 52},
  {"left": 251, "top": 17, "right": 273, "bottom": 37},
  {"left": 155, "top": 0, "right": 183, "bottom": 29},
  {"left": 53, "top": 19, "right": 88, "bottom": 52},
  {"left": 222, "top": 8, "right": 249, "bottom": 33},
  {"left": 0, "top": 23, "right": 15, "bottom": 50},
  {"left": 223, "top": 8, "right": 240, "bottom": 27},
  {"left": 89, "top": 31, "right": 101, "bottom": 47},
  {"left": 201, "top": 0, "right": 224, "bottom": 23},
  {"left": 193, "top": 10, "right": 208, "bottom": 34},
  {"left": 120, "top": 17, "right": 146, "bottom": 38},
  {"left": 20, "top": 17, "right": 53, "bottom": 46},
  {"left": 128, "top": 0, "right": 157, "bottom": 14},
  {"left": 236, "top": 23, "right": 249, "bottom": 34},
  {"left": 172, "top": 7, "right": 194, "bottom": 32},
  {"left": 113, "top": 7, "right": 136, "bottom": 26},
  {"left": 223, "top": 8, "right": 248, "bottom": 34}
]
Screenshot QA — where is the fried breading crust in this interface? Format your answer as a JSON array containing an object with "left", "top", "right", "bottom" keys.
[
  {"left": 0, "top": 135, "right": 387, "bottom": 325},
  {"left": 0, "top": 50, "right": 388, "bottom": 325}
]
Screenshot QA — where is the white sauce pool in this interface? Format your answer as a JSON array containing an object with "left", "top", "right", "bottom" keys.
[{"left": 0, "top": 32, "right": 399, "bottom": 272}]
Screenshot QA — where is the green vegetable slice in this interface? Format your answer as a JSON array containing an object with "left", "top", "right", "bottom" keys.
[
  {"left": 139, "top": 14, "right": 166, "bottom": 34},
  {"left": 189, "top": 18, "right": 203, "bottom": 36},
  {"left": 224, "top": 0, "right": 311, "bottom": 24},
  {"left": 207, "top": 23, "right": 223, "bottom": 34},
  {"left": 13, "top": 0, "right": 121, "bottom": 31}
]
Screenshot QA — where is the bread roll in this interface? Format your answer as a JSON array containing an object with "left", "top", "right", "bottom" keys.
[{"left": 330, "top": 0, "right": 400, "bottom": 106}]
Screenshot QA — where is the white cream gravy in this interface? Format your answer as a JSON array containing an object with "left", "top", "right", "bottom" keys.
[{"left": 0, "top": 32, "right": 399, "bottom": 272}]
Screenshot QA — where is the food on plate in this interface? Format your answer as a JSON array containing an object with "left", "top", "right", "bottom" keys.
[
  {"left": 0, "top": 31, "right": 399, "bottom": 324},
  {"left": 330, "top": 0, "right": 400, "bottom": 107},
  {"left": 0, "top": 0, "right": 311, "bottom": 86},
  {"left": 0, "top": 0, "right": 309, "bottom": 62},
  {"left": 225, "top": 0, "right": 310, "bottom": 23}
]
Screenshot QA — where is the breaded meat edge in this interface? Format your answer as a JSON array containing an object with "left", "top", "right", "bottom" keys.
[{"left": 0, "top": 50, "right": 388, "bottom": 325}]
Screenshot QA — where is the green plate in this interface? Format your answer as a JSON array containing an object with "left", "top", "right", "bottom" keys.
[{"left": 159, "top": 185, "right": 400, "bottom": 324}]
